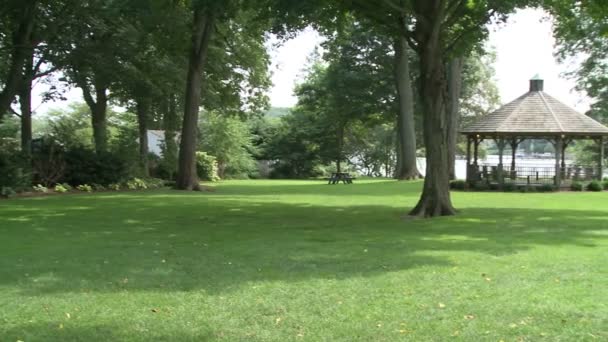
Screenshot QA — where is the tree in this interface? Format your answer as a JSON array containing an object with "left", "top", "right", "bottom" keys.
[{"left": 349, "top": 0, "right": 534, "bottom": 217}]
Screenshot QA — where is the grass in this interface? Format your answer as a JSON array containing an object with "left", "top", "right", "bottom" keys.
[{"left": 0, "top": 179, "right": 607, "bottom": 341}]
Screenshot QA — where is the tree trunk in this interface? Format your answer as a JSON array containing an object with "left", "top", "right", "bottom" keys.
[
  {"left": 447, "top": 58, "right": 463, "bottom": 180},
  {"left": 176, "top": 8, "right": 215, "bottom": 190},
  {"left": 162, "top": 93, "right": 179, "bottom": 180},
  {"left": 19, "top": 55, "right": 34, "bottom": 158},
  {"left": 393, "top": 33, "right": 420, "bottom": 180},
  {"left": 336, "top": 124, "right": 344, "bottom": 174},
  {"left": 0, "top": 1, "right": 37, "bottom": 121},
  {"left": 91, "top": 86, "right": 108, "bottom": 154},
  {"left": 409, "top": 4, "right": 456, "bottom": 217},
  {"left": 136, "top": 96, "right": 150, "bottom": 176}
]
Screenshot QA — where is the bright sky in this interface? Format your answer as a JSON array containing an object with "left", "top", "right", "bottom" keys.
[{"left": 33, "top": 7, "right": 590, "bottom": 115}]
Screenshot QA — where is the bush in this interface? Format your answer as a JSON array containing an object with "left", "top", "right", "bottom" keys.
[
  {"left": 603, "top": 179, "right": 608, "bottom": 190},
  {"left": 125, "top": 177, "right": 147, "bottom": 190},
  {"left": 517, "top": 185, "right": 536, "bottom": 193},
  {"left": 1, "top": 186, "right": 16, "bottom": 198},
  {"left": 31, "top": 137, "right": 65, "bottom": 186},
  {"left": 586, "top": 180, "right": 602, "bottom": 192},
  {"left": 62, "top": 147, "right": 129, "bottom": 186},
  {"left": 449, "top": 179, "right": 467, "bottom": 190},
  {"left": 91, "top": 183, "right": 106, "bottom": 191},
  {"left": 502, "top": 182, "right": 517, "bottom": 192},
  {"left": 570, "top": 181, "right": 583, "bottom": 191},
  {"left": 538, "top": 184, "right": 557, "bottom": 192},
  {"left": 109, "top": 183, "right": 121, "bottom": 191},
  {"left": 54, "top": 184, "right": 69, "bottom": 193},
  {"left": 32, "top": 184, "right": 48, "bottom": 193},
  {"left": 472, "top": 182, "right": 489, "bottom": 191},
  {"left": 196, "top": 152, "right": 220, "bottom": 181},
  {"left": 0, "top": 140, "right": 31, "bottom": 189},
  {"left": 76, "top": 184, "right": 93, "bottom": 192}
]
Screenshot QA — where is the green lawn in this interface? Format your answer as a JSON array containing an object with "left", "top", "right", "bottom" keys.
[{"left": 1, "top": 179, "right": 607, "bottom": 341}]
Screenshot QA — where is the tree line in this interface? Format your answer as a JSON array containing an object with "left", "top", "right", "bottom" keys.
[{"left": 1, "top": 0, "right": 605, "bottom": 217}]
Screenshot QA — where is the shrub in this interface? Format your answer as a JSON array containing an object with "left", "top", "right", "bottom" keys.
[
  {"left": 125, "top": 177, "right": 147, "bottom": 190},
  {"left": 0, "top": 141, "right": 31, "bottom": 189},
  {"left": 91, "top": 183, "right": 106, "bottom": 191},
  {"left": 60, "top": 183, "right": 73, "bottom": 191},
  {"left": 538, "top": 184, "right": 557, "bottom": 192},
  {"left": 54, "top": 184, "right": 69, "bottom": 193},
  {"left": 472, "top": 182, "right": 489, "bottom": 191},
  {"left": 62, "top": 147, "right": 129, "bottom": 186},
  {"left": 31, "top": 137, "right": 65, "bottom": 186},
  {"left": 586, "top": 180, "right": 602, "bottom": 192},
  {"left": 32, "top": 184, "right": 49, "bottom": 193},
  {"left": 109, "top": 183, "right": 121, "bottom": 191},
  {"left": 502, "top": 182, "right": 517, "bottom": 192},
  {"left": 570, "top": 181, "right": 583, "bottom": 191},
  {"left": 603, "top": 179, "right": 608, "bottom": 190},
  {"left": 143, "top": 178, "right": 165, "bottom": 189},
  {"left": 76, "top": 184, "right": 93, "bottom": 192},
  {"left": 196, "top": 152, "right": 220, "bottom": 181},
  {"left": 449, "top": 180, "right": 467, "bottom": 190},
  {"left": 517, "top": 185, "right": 536, "bottom": 193},
  {"left": 1, "top": 186, "right": 16, "bottom": 198}
]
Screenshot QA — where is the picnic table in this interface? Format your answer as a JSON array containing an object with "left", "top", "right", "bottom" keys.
[{"left": 327, "top": 172, "right": 355, "bottom": 184}]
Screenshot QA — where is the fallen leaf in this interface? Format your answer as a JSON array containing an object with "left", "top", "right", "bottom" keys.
[
  {"left": 65, "top": 313, "right": 71, "bottom": 319},
  {"left": 464, "top": 314, "right": 475, "bottom": 320},
  {"left": 275, "top": 317, "right": 282, "bottom": 325},
  {"left": 485, "top": 277, "right": 492, "bottom": 282},
  {"left": 509, "top": 323, "right": 518, "bottom": 328},
  {"left": 58, "top": 323, "right": 63, "bottom": 329},
  {"left": 438, "top": 303, "right": 446, "bottom": 309},
  {"left": 151, "top": 308, "right": 159, "bottom": 313}
]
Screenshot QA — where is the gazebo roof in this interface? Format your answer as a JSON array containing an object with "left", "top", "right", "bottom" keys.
[{"left": 461, "top": 78, "right": 608, "bottom": 137}]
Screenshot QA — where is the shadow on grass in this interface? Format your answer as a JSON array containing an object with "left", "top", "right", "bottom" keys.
[
  {"left": 1, "top": 189, "right": 607, "bottom": 297},
  {"left": 1, "top": 322, "right": 212, "bottom": 342}
]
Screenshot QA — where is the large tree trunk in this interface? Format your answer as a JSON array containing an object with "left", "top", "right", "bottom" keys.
[
  {"left": 447, "top": 58, "right": 463, "bottom": 180},
  {"left": 393, "top": 33, "right": 420, "bottom": 180},
  {"left": 91, "top": 87, "right": 108, "bottom": 154},
  {"left": 136, "top": 96, "right": 151, "bottom": 176},
  {"left": 176, "top": 8, "right": 215, "bottom": 190},
  {"left": 78, "top": 74, "right": 108, "bottom": 154},
  {"left": 409, "top": 2, "right": 456, "bottom": 217},
  {"left": 162, "top": 93, "right": 179, "bottom": 180},
  {"left": 19, "top": 53, "right": 35, "bottom": 158},
  {"left": 336, "top": 124, "right": 344, "bottom": 174},
  {"left": 0, "top": 1, "right": 37, "bottom": 121}
]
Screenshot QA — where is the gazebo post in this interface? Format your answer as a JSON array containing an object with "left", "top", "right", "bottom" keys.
[
  {"left": 510, "top": 138, "right": 519, "bottom": 179},
  {"left": 554, "top": 137, "right": 563, "bottom": 187},
  {"left": 496, "top": 138, "right": 505, "bottom": 185},
  {"left": 466, "top": 136, "right": 472, "bottom": 182},
  {"left": 473, "top": 135, "right": 480, "bottom": 165},
  {"left": 599, "top": 136, "right": 604, "bottom": 180}
]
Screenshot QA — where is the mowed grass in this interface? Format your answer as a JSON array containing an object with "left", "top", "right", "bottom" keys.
[{"left": 0, "top": 179, "right": 607, "bottom": 341}]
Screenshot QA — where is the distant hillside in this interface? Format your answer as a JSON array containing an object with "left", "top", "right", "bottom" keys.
[{"left": 264, "top": 107, "right": 291, "bottom": 118}]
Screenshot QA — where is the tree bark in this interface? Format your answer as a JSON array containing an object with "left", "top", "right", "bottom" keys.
[
  {"left": 176, "top": 8, "right": 215, "bottom": 190},
  {"left": 136, "top": 96, "right": 151, "bottom": 176},
  {"left": 77, "top": 73, "right": 108, "bottom": 154},
  {"left": 446, "top": 58, "right": 463, "bottom": 180},
  {"left": 162, "top": 93, "right": 179, "bottom": 180},
  {"left": 393, "top": 30, "right": 420, "bottom": 180},
  {"left": 19, "top": 61, "right": 33, "bottom": 158},
  {"left": 0, "top": 1, "right": 37, "bottom": 122},
  {"left": 336, "top": 124, "right": 344, "bottom": 174},
  {"left": 409, "top": 1, "right": 456, "bottom": 217}
]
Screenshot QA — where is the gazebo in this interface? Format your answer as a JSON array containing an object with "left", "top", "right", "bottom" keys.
[{"left": 461, "top": 77, "right": 608, "bottom": 188}]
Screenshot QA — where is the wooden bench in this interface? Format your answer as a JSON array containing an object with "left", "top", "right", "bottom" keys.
[{"left": 327, "top": 172, "right": 356, "bottom": 184}]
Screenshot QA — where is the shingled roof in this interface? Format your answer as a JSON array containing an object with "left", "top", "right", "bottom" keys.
[{"left": 461, "top": 78, "right": 608, "bottom": 136}]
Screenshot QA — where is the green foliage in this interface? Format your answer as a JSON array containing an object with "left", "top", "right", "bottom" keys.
[
  {"left": 603, "top": 179, "right": 608, "bottom": 190},
  {"left": 125, "top": 178, "right": 147, "bottom": 190},
  {"left": 472, "top": 182, "right": 490, "bottom": 191},
  {"left": 62, "top": 147, "right": 129, "bottom": 186},
  {"left": 449, "top": 180, "right": 467, "bottom": 190},
  {"left": 195, "top": 152, "right": 220, "bottom": 182},
  {"left": 586, "top": 180, "right": 603, "bottom": 192},
  {"left": 538, "top": 184, "right": 557, "bottom": 192},
  {"left": 502, "top": 182, "right": 517, "bottom": 192},
  {"left": 199, "top": 112, "right": 257, "bottom": 179},
  {"left": 109, "top": 183, "right": 121, "bottom": 191},
  {"left": 1, "top": 186, "right": 16, "bottom": 198},
  {"left": 54, "top": 184, "right": 69, "bottom": 193},
  {"left": 76, "top": 184, "right": 93, "bottom": 192},
  {"left": 571, "top": 181, "right": 584, "bottom": 191},
  {"left": 32, "top": 184, "right": 48, "bottom": 193},
  {"left": 0, "top": 138, "right": 30, "bottom": 189}
]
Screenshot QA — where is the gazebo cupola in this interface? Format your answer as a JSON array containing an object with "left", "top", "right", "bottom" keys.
[{"left": 461, "top": 76, "right": 608, "bottom": 188}]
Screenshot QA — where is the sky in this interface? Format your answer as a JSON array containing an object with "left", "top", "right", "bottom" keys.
[{"left": 33, "top": 7, "right": 590, "bottom": 115}]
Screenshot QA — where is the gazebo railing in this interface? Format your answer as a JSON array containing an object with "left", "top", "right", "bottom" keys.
[{"left": 469, "top": 163, "right": 599, "bottom": 185}]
